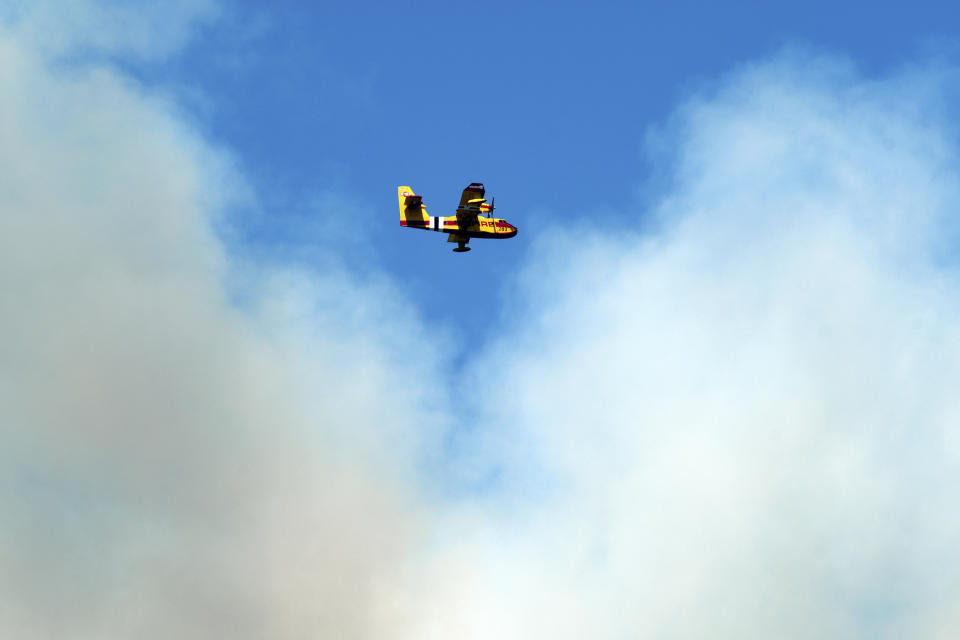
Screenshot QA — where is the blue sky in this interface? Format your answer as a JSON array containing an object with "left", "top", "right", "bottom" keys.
[
  {"left": 7, "top": 1, "right": 960, "bottom": 637},
  {"left": 145, "top": 0, "right": 960, "bottom": 341}
]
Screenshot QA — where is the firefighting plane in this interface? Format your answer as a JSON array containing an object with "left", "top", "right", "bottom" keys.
[{"left": 398, "top": 182, "right": 517, "bottom": 252}]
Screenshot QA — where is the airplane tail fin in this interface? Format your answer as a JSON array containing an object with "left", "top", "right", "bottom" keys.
[{"left": 398, "top": 186, "right": 429, "bottom": 227}]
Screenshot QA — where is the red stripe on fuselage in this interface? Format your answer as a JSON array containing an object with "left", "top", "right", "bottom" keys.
[{"left": 402, "top": 219, "right": 516, "bottom": 238}]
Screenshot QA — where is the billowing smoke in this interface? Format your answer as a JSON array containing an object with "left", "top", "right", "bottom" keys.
[
  {"left": 4, "top": 4, "right": 960, "bottom": 639},
  {"left": 391, "top": 54, "right": 960, "bottom": 638},
  {"left": 0, "top": 7, "right": 443, "bottom": 639}
]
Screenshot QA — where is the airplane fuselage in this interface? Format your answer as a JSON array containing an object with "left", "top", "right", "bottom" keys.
[{"left": 400, "top": 214, "right": 517, "bottom": 239}]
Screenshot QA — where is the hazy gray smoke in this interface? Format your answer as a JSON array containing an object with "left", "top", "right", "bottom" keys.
[
  {"left": 0, "top": 9, "right": 443, "bottom": 639},
  {"left": 4, "top": 6, "right": 960, "bottom": 639}
]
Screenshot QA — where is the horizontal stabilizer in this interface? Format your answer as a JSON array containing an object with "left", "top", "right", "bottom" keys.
[{"left": 398, "top": 185, "right": 429, "bottom": 225}]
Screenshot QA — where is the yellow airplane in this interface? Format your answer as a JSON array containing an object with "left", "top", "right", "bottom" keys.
[{"left": 398, "top": 182, "right": 517, "bottom": 252}]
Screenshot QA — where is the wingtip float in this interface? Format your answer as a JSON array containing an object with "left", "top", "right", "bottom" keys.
[{"left": 398, "top": 182, "right": 517, "bottom": 252}]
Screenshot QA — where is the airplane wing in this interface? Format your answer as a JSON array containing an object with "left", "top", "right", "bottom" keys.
[
  {"left": 456, "top": 183, "right": 485, "bottom": 232},
  {"left": 458, "top": 183, "right": 485, "bottom": 209},
  {"left": 447, "top": 233, "right": 470, "bottom": 252}
]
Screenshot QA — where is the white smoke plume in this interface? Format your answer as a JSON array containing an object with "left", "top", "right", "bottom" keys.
[
  {"left": 0, "top": 6, "right": 444, "bottom": 639},
  {"left": 392, "top": 53, "right": 960, "bottom": 638},
  {"left": 4, "top": 4, "right": 960, "bottom": 638}
]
